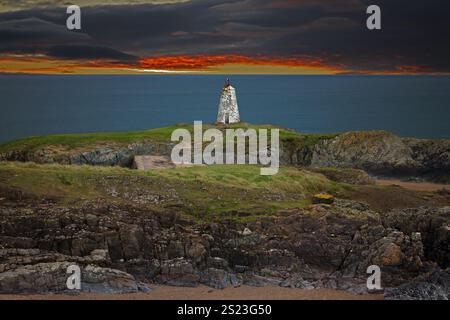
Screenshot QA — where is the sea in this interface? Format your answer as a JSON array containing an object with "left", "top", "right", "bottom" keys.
[{"left": 0, "top": 74, "right": 449, "bottom": 143}]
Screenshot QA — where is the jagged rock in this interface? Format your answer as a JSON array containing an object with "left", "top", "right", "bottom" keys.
[
  {"left": 382, "top": 207, "right": 450, "bottom": 268},
  {"left": 373, "top": 243, "right": 404, "bottom": 266},
  {"left": 242, "top": 273, "right": 281, "bottom": 287},
  {"left": 225, "top": 233, "right": 263, "bottom": 247},
  {"left": 0, "top": 262, "right": 148, "bottom": 294},
  {"left": 0, "top": 236, "right": 36, "bottom": 249},
  {"left": 200, "top": 268, "right": 242, "bottom": 289},
  {"left": 186, "top": 238, "right": 206, "bottom": 263},
  {"left": 403, "top": 138, "right": 450, "bottom": 182},
  {"left": 280, "top": 274, "right": 315, "bottom": 289},
  {"left": 82, "top": 264, "right": 149, "bottom": 294},
  {"left": 157, "top": 258, "right": 200, "bottom": 287},
  {"left": 311, "top": 131, "right": 422, "bottom": 175},
  {"left": 385, "top": 282, "right": 447, "bottom": 300},
  {"left": 119, "top": 225, "right": 144, "bottom": 260},
  {"left": 89, "top": 249, "right": 110, "bottom": 262},
  {"left": 318, "top": 277, "right": 369, "bottom": 295},
  {"left": 0, "top": 196, "right": 449, "bottom": 295},
  {"left": 207, "top": 257, "right": 229, "bottom": 270}
]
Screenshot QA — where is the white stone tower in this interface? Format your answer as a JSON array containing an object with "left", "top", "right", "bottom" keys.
[{"left": 216, "top": 78, "right": 240, "bottom": 124}]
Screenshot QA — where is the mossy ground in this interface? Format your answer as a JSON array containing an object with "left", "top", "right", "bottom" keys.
[{"left": 0, "top": 162, "right": 341, "bottom": 222}]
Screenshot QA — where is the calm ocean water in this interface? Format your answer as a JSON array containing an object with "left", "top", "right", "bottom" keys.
[{"left": 0, "top": 75, "right": 449, "bottom": 143}]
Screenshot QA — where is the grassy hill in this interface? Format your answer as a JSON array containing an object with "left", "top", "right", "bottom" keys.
[
  {"left": 0, "top": 162, "right": 341, "bottom": 222},
  {"left": 0, "top": 123, "right": 338, "bottom": 154}
]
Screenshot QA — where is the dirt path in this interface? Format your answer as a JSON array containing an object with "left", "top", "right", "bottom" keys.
[
  {"left": 376, "top": 179, "right": 449, "bottom": 192},
  {"left": 0, "top": 285, "right": 383, "bottom": 300}
]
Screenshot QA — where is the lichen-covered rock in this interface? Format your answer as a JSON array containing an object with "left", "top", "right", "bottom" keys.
[
  {"left": 200, "top": 268, "right": 242, "bottom": 289},
  {"left": 81, "top": 264, "right": 148, "bottom": 294},
  {"left": 311, "top": 131, "right": 422, "bottom": 175},
  {"left": 312, "top": 193, "right": 335, "bottom": 204},
  {"left": 403, "top": 138, "right": 450, "bottom": 182},
  {"left": 0, "top": 194, "right": 449, "bottom": 295},
  {"left": 70, "top": 143, "right": 174, "bottom": 167},
  {"left": 373, "top": 243, "right": 404, "bottom": 266},
  {"left": 156, "top": 258, "right": 200, "bottom": 287},
  {"left": 382, "top": 207, "right": 450, "bottom": 268},
  {"left": 280, "top": 274, "right": 315, "bottom": 289},
  {"left": 0, "top": 262, "right": 148, "bottom": 294}
]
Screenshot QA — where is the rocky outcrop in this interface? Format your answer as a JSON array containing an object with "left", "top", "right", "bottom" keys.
[
  {"left": 71, "top": 143, "right": 174, "bottom": 167},
  {"left": 0, "top": 259, "right": 150, "bottom": 294},
  {"left": 0, "top": 142, "right": 174, "bottom": 168},
  {"left": 310, "top": 131, "right": 421, "bottom": 175},
  {"left": 307, "top": 131, "right": 450, "bottom": 181},
  {"left": 1, "top": 192, "right": 449, "bottom": 296},
  {"left": 381, "top": 206, "right": 450, "bottom": 268},
  {"left": 402, "top": 138, "right": 450, "bottom": 182}
]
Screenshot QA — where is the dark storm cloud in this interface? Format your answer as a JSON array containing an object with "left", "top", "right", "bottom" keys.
[
  {"left": 0, "top": 17, "right": 89, "bottom": 54},
  {"left": 0, "top": 0, "right": 449, "bottom": 72},
  {"left": 47, "top": 45, "right": 137, "bottom": 61}
]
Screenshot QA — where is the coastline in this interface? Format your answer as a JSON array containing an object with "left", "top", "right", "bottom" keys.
[{"left": 0, "top": 285, "right": 383, "bottom": 301}]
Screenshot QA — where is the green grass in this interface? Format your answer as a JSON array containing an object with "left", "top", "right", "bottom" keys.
[
  {"left": 0, "top": 123, "right": 338, "bottom": 154},
  {"left": 156, "top": 165, "right": 337, "bottom": 194},
  {"left": 0, "top": 125, "right": 186, "bottom": 153},
  {"left": 0, "top": 162, "right": 341, "bottom": 221}
]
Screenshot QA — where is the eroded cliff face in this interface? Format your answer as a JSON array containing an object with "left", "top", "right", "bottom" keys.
[
  {"left": 0, "top": 186, "right": 449, "bottom": 296},
  {"left": 0, "top": 142, "right": 174, "bottom": 167},
  {"left": 285, "top": 131, "right": 450, "bottom": 182},
  {"left": 310, "top": 132, "right": 420, "bottom": 174},
  {"left": 1, "top": 131, "right": 449, "bottom": 182}
]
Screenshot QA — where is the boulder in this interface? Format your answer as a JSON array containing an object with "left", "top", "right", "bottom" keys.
[
  {"left": 157, "top": 258, "right": 200, "bottom": 287},
  {"left": 0, "top": 262, "right": 148, "bottom": 294}
]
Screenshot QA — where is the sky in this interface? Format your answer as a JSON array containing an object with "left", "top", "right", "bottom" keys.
[{"left": 0, "top": 0, "right": 449, "bottom": 74}]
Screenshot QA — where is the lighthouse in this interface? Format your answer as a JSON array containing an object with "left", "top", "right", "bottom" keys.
[{"left": 216, "top": 78, "right": 240, "bottom": 124}]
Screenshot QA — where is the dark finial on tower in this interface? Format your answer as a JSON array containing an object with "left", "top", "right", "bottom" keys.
[{"left": 226, "top": 77, "right": 230, "bottom": 87}]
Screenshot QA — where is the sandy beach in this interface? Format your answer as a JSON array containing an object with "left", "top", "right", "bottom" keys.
[{"left": 0, "top": 285, "right": 383, "bottom": 300}]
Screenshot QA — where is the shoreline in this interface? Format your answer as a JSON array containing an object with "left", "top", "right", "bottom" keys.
[{"left": 0, "top": 285, "right": 384, "bottom": 301}]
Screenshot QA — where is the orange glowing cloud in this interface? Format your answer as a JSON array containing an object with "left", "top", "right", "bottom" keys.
[
  {"left": 0, "top": 54, "right": 345, "bottom": 74},
  {"left": 138, "top": 55, "right": 335, "bottom": 70},
  {"left": 0, "top": 54, "right": 436, "bottom": 75}
]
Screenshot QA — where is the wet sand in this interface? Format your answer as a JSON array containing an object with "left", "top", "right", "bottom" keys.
[
  {"left": 376, "top": 179, "right": 449, "bottom": 192},
  {"left": 0, "top": 285, "right": 383, "bottom": 300}
]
